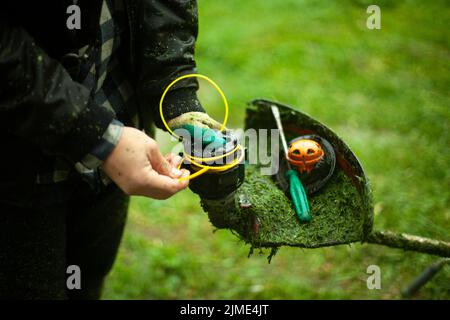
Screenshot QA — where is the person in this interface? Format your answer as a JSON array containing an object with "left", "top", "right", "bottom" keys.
[{"left": 0, "top": 0, "right": 220, "bottom": 299}]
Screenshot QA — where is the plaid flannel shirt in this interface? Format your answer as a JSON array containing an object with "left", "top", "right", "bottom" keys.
[{"left": 36, "top": 0, "right": 136, "bottom": 187}]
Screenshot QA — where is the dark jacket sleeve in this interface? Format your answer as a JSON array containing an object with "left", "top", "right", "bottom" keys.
[
  {"left": 132, "top": 0, "right": 205, "bottom": 129},
  {"left": 0, "top": 21, "right": 116, "bottom": 163}
]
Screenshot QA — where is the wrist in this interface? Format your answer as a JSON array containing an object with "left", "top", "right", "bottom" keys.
[{"left": 77, "top": 119, "right": 124, "bottom": 170}]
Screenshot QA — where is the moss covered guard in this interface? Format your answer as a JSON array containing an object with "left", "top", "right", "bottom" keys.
[
  {"left": 203, "top": 164, "right": 368, "bottom": 250},
  {"left": 200, "top": 100, "right": 450, "bottom": 259},
  {"left": 200, "top": 99, "right": 374, "bottom": 259}
]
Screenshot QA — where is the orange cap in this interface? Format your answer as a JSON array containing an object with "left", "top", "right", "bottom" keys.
[{"left": 287, "top": 139, "right": 324, "bottom": 173}]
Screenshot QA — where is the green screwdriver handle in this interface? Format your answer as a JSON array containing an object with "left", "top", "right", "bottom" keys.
[{"left": 286, "top": 169, "right": 311, "bottom": 222}]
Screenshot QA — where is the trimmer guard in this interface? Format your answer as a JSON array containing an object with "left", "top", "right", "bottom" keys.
[{"left": 201, "top": 99, "right": 374, "bottom": 249}]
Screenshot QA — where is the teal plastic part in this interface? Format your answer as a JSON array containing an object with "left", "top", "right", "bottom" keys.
[
  {"left": 285, "top": 169, "right": 311, "bottom": 222},
  {"left": 179, "top": 124, "right": 227, "bottom": 148}
]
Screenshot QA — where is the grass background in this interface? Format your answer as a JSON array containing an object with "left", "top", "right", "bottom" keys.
[{"left": 103, "top": 0, "right": 449, "bottom": 299}]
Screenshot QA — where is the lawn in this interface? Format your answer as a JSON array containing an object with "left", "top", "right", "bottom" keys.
[{"left": 103, "top": 0, "right": 449, "bottom": 299}]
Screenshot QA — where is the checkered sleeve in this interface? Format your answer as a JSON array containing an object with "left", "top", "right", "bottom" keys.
[{"left": 78, "top": 119, "right": 124, "bottom": 169}]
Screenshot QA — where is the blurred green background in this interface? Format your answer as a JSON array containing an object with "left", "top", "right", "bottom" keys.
[{"left": 103, "top": 0, "right": 449, "bottom": 299}]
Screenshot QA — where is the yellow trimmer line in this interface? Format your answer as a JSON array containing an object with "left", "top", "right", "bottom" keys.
[{"left": 159, "top": 74, "right": 244, "bottom": 181}]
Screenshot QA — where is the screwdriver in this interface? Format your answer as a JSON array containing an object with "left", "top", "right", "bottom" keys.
[{"left": 271, "top": 105, "right": 311, "bottom": 222}]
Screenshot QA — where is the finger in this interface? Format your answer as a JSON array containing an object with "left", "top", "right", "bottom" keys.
[
  {"left": 141, "top": 170, "right": 188, "bottom": 199},
  {"left": 150, "top": 147, "right": 182, "bottom": 178},
  {"left": 172, "top": 155, "right": 183, "bottom": 168},
  {"left": 165, "top": 153, "right": 175, "bottom": 164},
  {"left": 180, "top": 168, "right": 190, "bottom": 180},
  {"left": 165, "top": 153, "right": 183, "bottom": 168},
  {"left": 177, "top": 169, "right": 190, "bottom": 188}
]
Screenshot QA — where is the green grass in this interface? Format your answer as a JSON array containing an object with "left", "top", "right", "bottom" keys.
[{"left": 103, "top": 0, "right": 450, "bottom": 299}]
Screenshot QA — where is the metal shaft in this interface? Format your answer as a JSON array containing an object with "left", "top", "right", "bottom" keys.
[
  {"left": 401, "top": 258, "right": 449, "bottom": 297},
  {"left": 271, "top": 105, "right": 290, "bottom": 160}
]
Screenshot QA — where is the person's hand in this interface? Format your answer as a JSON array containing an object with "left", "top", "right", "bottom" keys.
[
  {"left": 102, "top": 126, "right": 189, "bottom": 199},
  {"left": 167, "top": 111, "right": 222, "bottom": 130},
  {"left": 168, "top": 111, "right": 227, "bottom": 146}
]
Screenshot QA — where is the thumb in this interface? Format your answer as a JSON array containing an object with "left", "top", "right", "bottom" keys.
[{"left": 150, "top": 147, "right": 183, "bottom": 178}]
